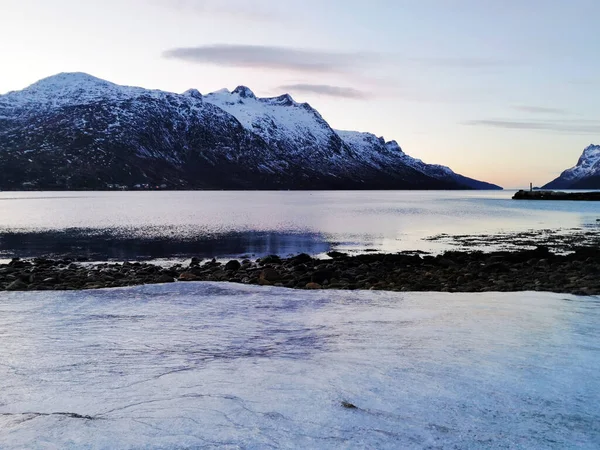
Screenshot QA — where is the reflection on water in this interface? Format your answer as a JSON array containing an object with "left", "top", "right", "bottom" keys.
[
  {"left": 1, "top": 190, "right": 599, "bottom": 260},
  {"left": 0, "top": 229, "right": 331, "bottom": 261}
]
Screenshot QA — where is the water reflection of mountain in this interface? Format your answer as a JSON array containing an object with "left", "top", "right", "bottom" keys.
[{"left": 0, "top": 229, "right": 331, "bottom": 261}]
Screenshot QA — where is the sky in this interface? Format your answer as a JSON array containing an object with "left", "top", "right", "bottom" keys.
[{"left": 1, "top": 0, "right": 599, "bottom": 188}]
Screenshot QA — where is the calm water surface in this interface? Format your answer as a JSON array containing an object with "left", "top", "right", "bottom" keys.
[{"left": 1, "top": 190, "right": 599, "bottom": 260}]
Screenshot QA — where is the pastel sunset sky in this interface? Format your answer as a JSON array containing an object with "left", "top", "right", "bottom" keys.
[{"left": 2, "top": 0, "right": 599, "bottom": 187}]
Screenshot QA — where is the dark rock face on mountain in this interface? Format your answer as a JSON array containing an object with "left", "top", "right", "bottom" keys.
[
  {"left": 0, "top": 73, "right": 502, "bottom": 190},
  {"left": 542, "top": 144, "right": 600, "bottom": 190}
]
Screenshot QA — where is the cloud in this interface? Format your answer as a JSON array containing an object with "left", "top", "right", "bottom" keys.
[
  {"left": 512, "top": 105, "right": 568, "bottom": 115},
  {"left": 161, "top": 43, "right": 514, "bottom": 80},
  {"left": 465, "top": 119, "right": 600, "bottom": 134},
  {"left": 163, "top": 44, "right": 377, "bottom": 74},
  {"left": 278, "top": 84, "right": 369, "bottom": 99}
]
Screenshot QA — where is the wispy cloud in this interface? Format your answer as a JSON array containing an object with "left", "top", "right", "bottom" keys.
[
  {"left": 278, "top": 84, "right": 369, "bottom": 99},
  {"left": 465, "top": 119, "right": 600, "bottom": 134},
  {"left": 163, "top": 44, "right": 377, "bottom": 74},
  {"left": 162, "top": 43, "right": 514, "bottom": 79},
  {"left": 512, "top": 105, "right": 568, "bottom": 115}
]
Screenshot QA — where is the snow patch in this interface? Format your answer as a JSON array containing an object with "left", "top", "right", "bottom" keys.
[{"left": 0, "top": 283, "right": 598, "bottom": 448}]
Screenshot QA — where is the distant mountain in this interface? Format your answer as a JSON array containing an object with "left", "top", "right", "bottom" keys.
[
  {"left": 542, "top": 144, "right": 600, "bottom": 189},
  {"left": 0, "top": 72, "right": 502, "bottom": 190},
  {"left": 335, "top": 130, "right": 501, "bottom": 190}
]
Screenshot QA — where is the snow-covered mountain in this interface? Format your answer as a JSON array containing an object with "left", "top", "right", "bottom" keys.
[
  {"left": 336, "top": 130, "right": 500, "bottom": 190},
  {"left": 542, "top": 144, "right": 600, "bottom": 189},
  {"left": 206, "top": 86, "right": 499, "bottom": 189},
  {"left": 0, "top": 72, "right": 501, "bottom": 190}
]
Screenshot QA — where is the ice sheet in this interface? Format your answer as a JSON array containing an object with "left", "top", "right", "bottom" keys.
[{"left": 1, "top": 283, "right": 599, "bottom": 448}]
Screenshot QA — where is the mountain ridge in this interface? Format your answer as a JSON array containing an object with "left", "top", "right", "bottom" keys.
[
  {"left": 0, "top": 72, "right": 502, "bottom": 191},
  {"left": 542, "top": 144, "right": 600, "bottom": 189}
]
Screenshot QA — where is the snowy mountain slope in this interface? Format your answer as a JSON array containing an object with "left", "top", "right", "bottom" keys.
[
  {"left": 0, "top": 73, "right": 167, "bottom": 112},
  {"left": 205, "top": 89, "right": 500, "bottom": 189},
  {"left": 543, "top": 144, "right": 600, "bottom": 189},
  {"left": 0, "top": 73, "right": 501, "bottom": 190},
  {"left": 336, "top": 130, "right": 501, "bottom": 190},
  {"left": 203, "top": 86, "right": 354, "bottom": 173},
  {"left": 0, "top": 75, "right": 283, "bottom": 189}
]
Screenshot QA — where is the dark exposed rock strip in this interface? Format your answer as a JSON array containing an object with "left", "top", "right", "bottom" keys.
[
  {"left": 426, "top": 228, "right": 600, "bottom": 253},
  {"left": 513, "top": 190, "right": 600, "bottom": 200},
  {"left": 2, "top": 247, "right": 600, "bottom": 295}
]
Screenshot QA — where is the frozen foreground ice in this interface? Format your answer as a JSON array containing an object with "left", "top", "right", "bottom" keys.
[{"left": 0, "top": 283, "right": 599, "bottom": 449}]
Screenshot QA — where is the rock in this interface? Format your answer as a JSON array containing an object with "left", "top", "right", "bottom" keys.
[
  {"left": 289, "top": 253, "right": 313, "bottom": 265},
  {"left": 305, "top": 282, "right": 322, "bottom": 289},
  {"left": 190, "top": 257, "right": 202, "bottom": 267},
  {"left": 482, "top": 262, "right": 510, "bottom": 273},
  {"left": 156, "top": 274, "right": 175, "bottom": 283},
  {"left": 8, "top": 258, "right": 27, "bottom": 269},
  {"left": 436, "top": 257, "right": 455, "bottom": 268},
  {"left": 6, "top": 279, "right": 28, "bottom": 291},
  {"left": 258, "top": 278, "right": 272, "bottom": 286},
  {"left": 311, "top": 270, "right": 334, "bottom": 284},
  {"left": 292, "top": 264, "right": 308, "bottom": 273},
  {"left": 341, "top": 401, "right": 357, "bottom": 409},
  {"left": 178, "top": 272, "right": 201, "bottom": 281},
  {"left": 259, "top": 255, "right": 281, "bottom": 265},
  {"left": 327, "top": 251, "right": 348, "bottom": 259},
  {"left": 224, "top": 260, "right": 241, "bottom": 271},
  {"left": 260, "top": 268, "right": 281, "bottom": 282}
]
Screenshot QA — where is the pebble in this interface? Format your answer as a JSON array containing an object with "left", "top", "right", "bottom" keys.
[{"left": 1, "top": 247, "right": 599, "bottom": 295}]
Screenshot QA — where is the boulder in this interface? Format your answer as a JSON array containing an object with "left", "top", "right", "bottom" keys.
[
  {"left": 289, "top": 253, "right": 313, "bottom": 265},
  {"left": 326, "top": 251, "right": 348, "bottom": 259},
  {"left": 6, "top": 279, "right": 28, "bottom": 291},
  {"left": 179, "top": 272, "right": 201, "bottom": 281},
  {"left": 259, "top": 255, "right": 281, "bottom": 265},
  {"left": 260, "top": 268, "right": 281, "bottom": 282},
  {"left": 224, "top": 260, "right": 241, "bottom": 271},
  {"left": 156, "top": 274, "right": 175, "bottom": 283},
  {"left": 311, "top": 270, "right": 334, "bottom": 284},
  {"left": 190, "top": 257, "right": 202, "bottom": 267}
]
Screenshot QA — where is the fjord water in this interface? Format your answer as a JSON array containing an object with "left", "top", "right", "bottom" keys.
[
  {"left": 0, "top": 283, "right": 598, "bottom": 448},
  {"left": 1, "top": 190, "right": 600, "bottom": 260}
]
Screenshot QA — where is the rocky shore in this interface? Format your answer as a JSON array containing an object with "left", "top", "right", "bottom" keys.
[
  {"left": 2, "top": 246, "right": 600, "bottom": 295},
  {"left": 513, "top": 190, "right": 600, "bottom": 200}
]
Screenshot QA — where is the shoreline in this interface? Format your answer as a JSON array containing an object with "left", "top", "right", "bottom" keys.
[
  {"left": 2, "top": 246, "right": 600, "bottom": 295},
  {"left": 513, "top": 190, "right": 600, "bottom": 200}
]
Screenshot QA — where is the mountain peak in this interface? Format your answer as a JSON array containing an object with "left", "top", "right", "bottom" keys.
[
  {"left": 543, "top": 144, "right": 600, "bottom": 189},
  {"left": 1, "top": 72, "right": 169, "bottom": 108},
  {"left": 385, "top": 140, "right": 404, "bottom": 153},
  {"left": 576, "top": 143, "right": 600, "bottom": 167},
  {"left": 183, "top": 88, "right": 203, "bottom": 100},
  {"left": 582, "top": 143, "right": 600, "bottom": 155},
  {"left": 232, "top": 85, "right": 256, "bottom": 99},
  {"left": 262, "top": 93, "right": 296, "bottom": 106},
  {"left": 23, "top": 72, "right": 116, "bottom": 93}
]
